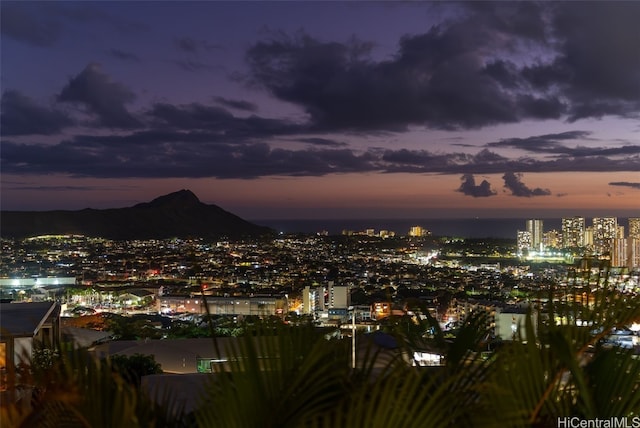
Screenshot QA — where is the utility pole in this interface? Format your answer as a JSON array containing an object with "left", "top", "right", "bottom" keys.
[{"left": 350, "top": 306, "right": 356, "bottom": 369}]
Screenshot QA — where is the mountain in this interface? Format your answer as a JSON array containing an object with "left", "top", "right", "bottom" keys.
[{"left": 0, "top": 190, "right": 274, "bottom": 240}]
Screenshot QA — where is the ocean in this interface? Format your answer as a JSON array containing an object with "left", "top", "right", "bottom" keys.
[{"left": 251, "top": 218, "right": 632, "bottom": 240}]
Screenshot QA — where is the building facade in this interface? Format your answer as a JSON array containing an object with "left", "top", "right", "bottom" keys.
[
  {"left": 592, "top": 217, "right": 618, "bottom": 255},
  {"left": 526, "top": 219, "right": 544, "bottom": 251},
  {"left": 302, "top": 282, "right": 350, "bottom": 318},
  {"left": 158, "top": 295, "right": 287, "bottom": 317},
  {"left": 611, "top": 238, "right": 628, "bottom": 268},
  {"left": 562, "top": 217, "right": 585, "bottom": 248},
  {"left": 517, "top": 231, "right": 532, "bottom": 253},
  {"left": 628, "top": 218, "right": 640, "bottom": 239}
]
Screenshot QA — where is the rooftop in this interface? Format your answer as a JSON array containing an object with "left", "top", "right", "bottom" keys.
[{"left": 0, "top": 301, "right": 59, "bottom": 337}]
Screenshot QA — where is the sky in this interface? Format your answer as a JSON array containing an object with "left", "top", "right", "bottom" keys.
[{"left": 1, "top": 1, "right": 639, "bottom": 220}]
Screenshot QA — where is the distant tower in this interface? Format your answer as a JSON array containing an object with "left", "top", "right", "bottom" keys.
[
  {"left": 543, "top": 230, "right": 562, "bottom": 249},
  {"left": 629, "top": 238, "right": 640, "bottom": 269},
  {"left": 628, "top": 218, "right": 640, "bottom": 239},
  {"left": 303, "top": 285, "right": 325, "bottom": 314},
  {"left": 526, "top": 219, "right": 544, "bottom": 251},
  {"left": 409, "top": 226, "right": 430, "bottom": 237},
  {"left": 584, "top": 227, "right": 594, "bottom": 249},
  {"left": 562, "top": 217, "right": 585, "bottom": 248},
  {"left": 592, "top": 217, "right": 618, "bottom": 254},
  {"left": 517, "top": 231, "right": 532, "bottom": 253},
  {"left": 611, "top": 238, "right": 628, "bottom": 268}
]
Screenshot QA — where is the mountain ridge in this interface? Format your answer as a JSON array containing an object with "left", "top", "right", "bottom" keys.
[{"left": 0, "top": 190, "right": 274, "bottom": 240}]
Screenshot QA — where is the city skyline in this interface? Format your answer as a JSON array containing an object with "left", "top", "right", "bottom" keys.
[{"left": 1, "top": 2, "right": 639, "bottom": 219}]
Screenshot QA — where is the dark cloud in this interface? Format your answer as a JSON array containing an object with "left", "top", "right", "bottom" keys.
[
  {"left": 380, "top": 148, "right": 511, "bottom": 174},
  {"left": 149, "top": 103, "right": 234, "bottom": 130},
  {"left": 383, "top": 149, "right": 446, "bottom": 166},
  {"left": 457, "top": 174, "right": 496, "bottom": 198},
  {"left": 524, "top": 2, "right": 640, "bottom": 120},
  {"left": 0, "top": 3, "right": 60, "bottom": 46},
  {"left": 502, "top": 172, "right": 551, "bottom": 197},
  {"left": 243, "top": 3, "right": 640, "bottom": 132},
  {"left": 378, "top": 147, "right": 640, "bottom": 175},
  {"left": 488, "top": 131, "right": 640, "bottom": 158},
  {"left": 487, "top": 131, "right": 591, "bottom": 153},
  {"left": 245, "top": 30, "right": 523, "bottom": 131},
  {"left": 296, "top": 138, "right": 348, "bottom": 148},
  {"left": 57, "top": 63, "right": 141, "bottom": 128},
  {"left": 213, "top": 97, "right": 258, "bottom": 112},
  {"left": 147, "top": 102, "right": 302, "bottom": 139},
  {"left": 1, "top": 90, "right": 73, "bottom": 135},
  {"left": 9, "top": 185, "right": 103, "bottom": 192},
  {"left": 481, "top": 60, "right": 521, "bottom": 89},
  {"left": 609, "top": 182, "right": 640, "bottom": 190},
  {"left": 516, "top": 95, "right": 566, "bottom": 119},
  {"left": 0, "top": 139, "right": 378, "bottom": 179},
  {"left": 2, "top": 130, "right": 639, "bottom": 179},
  {"left": 108, "top": 49, "right": 139, "bottom": 62}
]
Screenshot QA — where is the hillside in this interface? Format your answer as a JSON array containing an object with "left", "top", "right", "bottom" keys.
[{"left": 0, "top": 190, "right": 274, "bottom": 240}]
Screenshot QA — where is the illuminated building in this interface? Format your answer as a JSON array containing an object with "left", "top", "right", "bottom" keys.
[
  {"left": 302, "top": 281, "right": 349, "bottom": 315},
  {"left": 629, "top": 218, "right": 640, "bottom": 239},
  {"left": 543, "top": 229, "right": 562, "bottom": 249},
  {"left": 158, "top": 296, "right": 287, "bottom": 317},
  {"left": 328, "top": 282, "right": 350, "bottom": 309},
  {"left": 517, "top": 230, "right": 531, "bottom": 252},
  {"left": 592, "top": 217, "right": 618, "bottom": 254},
  {"left": 409, "top": 226, "right": 430, "bottom": 237},
  {"left": 584, "top": 227, "right": 594, "bottom": 249},
  {"left": 611, "top": 238, "right": 628, "bottom": 268},
  {"left": 526, "top": 219, "right": 544, "bottom": 250},
  {"left": 372, "top": 302, "right": 391, "bottom": 320},
  {"left": 303, "top": 285, "right": 325, "bottom": 314},
  {"left": 378, "top": 230, "right": 395, "bottom": 238},
  {"left": 629, "top": 238, "right": 640, "bottom": 269},
  {"left": 562, "top": 217, "right": 585, "bottom": 248}
]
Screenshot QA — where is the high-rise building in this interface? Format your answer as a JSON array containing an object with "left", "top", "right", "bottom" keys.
[
  {"left": 543, "top": 230, "right": 562, "bottom": 249},
  {"left": 629, "top": 218, "right": 640, "bottom": 239},
  {"left": 517, "top": 230, "right": 532, "bottom": 252},
  {"left": 584, "top": 227, "right": 594, "bottom": 249},
  {"left": 408, "top": 226, "right": 430, "bottom": 237},
  {"left": 592, "top": 217, "right": 618, "bottom": 254},
  {"left": 302, "top": 282, "right": 350, "bottom": 315},
  {"left": 562, "top": 217, "right": 585, "bottom": 248},
  {"left": 327, "top": 282, "right": 350, "bottom": 309},
  {"left": 611, "top": 238, "right": 628, "bottom": 268},
  {"left": 302, "top": 285, "right": 325, "bottom": 314},
  {"left": 629, "top": 238, "right": 640, "bottom": 269},
  {"left": 526, "top": 219, "right": 544, "bottom": 251}
]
